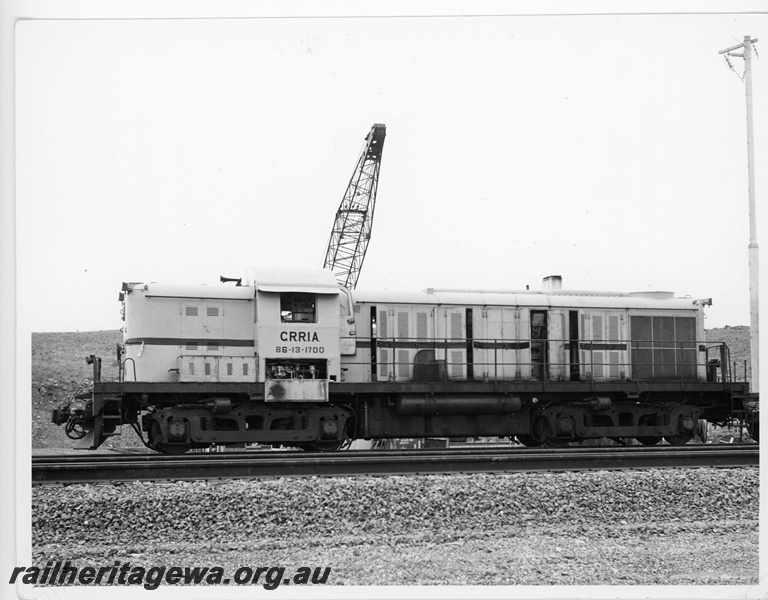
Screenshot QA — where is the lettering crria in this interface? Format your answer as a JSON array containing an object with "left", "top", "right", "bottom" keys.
[{"left": 280, "top": 331, "right": 320, "bottom": 342}]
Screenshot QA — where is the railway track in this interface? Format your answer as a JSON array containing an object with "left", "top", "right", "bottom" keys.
[{"left": 31, "top": 445, "right": 758, "bottom": 485}]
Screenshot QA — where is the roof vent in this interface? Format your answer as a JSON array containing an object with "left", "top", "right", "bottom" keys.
[{"left": 543, "top": 275, "right": 562, "bottom": 291}]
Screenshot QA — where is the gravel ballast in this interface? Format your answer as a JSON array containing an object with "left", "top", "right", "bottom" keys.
[{"left": 32, "top": 468, "right": 758, "bottom": 586}]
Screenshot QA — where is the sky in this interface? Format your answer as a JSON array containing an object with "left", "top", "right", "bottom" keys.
[{"left": 8, "top": 3, "right": 768, "bottom": 336}]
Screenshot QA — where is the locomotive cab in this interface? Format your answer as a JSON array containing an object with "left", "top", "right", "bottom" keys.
[{"left": 250, "top": 268, "right": 342, "bottom": 401}]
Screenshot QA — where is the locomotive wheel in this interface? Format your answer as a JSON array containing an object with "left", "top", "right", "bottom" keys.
[
  {"left": 149, "top": 421, "right": 191, "bottom": 455},
  {"left": 748, "top": 418, "right": 759, "bottom": 442},
  {"left": 635, "top": 436, "right": 662, "bottom": 446},
  {"left": 544, "top": 437, "right": 571, "bottom": 447},
  {"left": 664, "top": 433, "right": 693, "bottom": 446},
  {"left": 298, "top": 440, "right": 344, "bottom": 452},
  {"left": 698, "top": 419, "right": 710, "bottom": 443},
  {"left": 533, "top": 417, "right": 571, "bottom": 447},
  {"left": 515, "top": 435, "right": 542, "bottom": 447}
]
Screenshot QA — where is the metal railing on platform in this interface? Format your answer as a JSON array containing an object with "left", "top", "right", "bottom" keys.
[{"left": 341, "top": 338, "right": 740, "bottom": 385}]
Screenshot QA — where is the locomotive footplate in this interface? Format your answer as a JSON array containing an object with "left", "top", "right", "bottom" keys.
[{"left": 55, "top": 375, "right": 749, "bottom": 451}]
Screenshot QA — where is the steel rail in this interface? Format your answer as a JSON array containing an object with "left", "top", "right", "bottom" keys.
[{"left": 31, "top": 445, "right": 758, "bottom": 485}]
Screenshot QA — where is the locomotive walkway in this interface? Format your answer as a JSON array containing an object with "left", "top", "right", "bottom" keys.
[{"left": 31, "top": 445, "right": 758, "bottom": 485}]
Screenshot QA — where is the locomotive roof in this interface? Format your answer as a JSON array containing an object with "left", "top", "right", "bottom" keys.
[
  {"left": 125, "top": 268, "right": 705, "bottom": 312},
  {"left": 125, "top": 268, "right": 341, "bottom": 298},
  {"left": 350, "top": 287, "right": 703, "bottom": 311},
  {"left": 244, "top": 267, "right": 340, "bottom": 294},
  {"left": 124, "top": 282, "right": 255, "bottom": 300}
]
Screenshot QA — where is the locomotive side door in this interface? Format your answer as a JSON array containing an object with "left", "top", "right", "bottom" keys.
[
  {"left": 373, "top": 305, "right": 432, "bottom": 382},
  {"left": 435, "top": 307, "right": 467, "bottom": 380},
  {"left": 529, "top": 310, "right": 547, "bottom": 380},
  {"left": 179, "top": 300, "right": 224, "bottom": 382},
  {"left": 392, "top": 306, "right": 417, "bottom": 381},
  {"left": 579, "top": 310, "right": 628, "bottom": 381},
  {"left": 547, "top": 309, "right": 567, "bottom": 381},
  {"left": 373, "top": 304, "right": 392, "bottom": 381},
  {"left": 338, "top": 291, "right": 364, "bottom": 383},
  {"left": 475, "top": 307, "right": 522, "bottom": 380}
]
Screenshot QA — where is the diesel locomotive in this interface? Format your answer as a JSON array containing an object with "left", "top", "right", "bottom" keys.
[{"left": 53, "top": 268, "right": 753, "bottom": 452}]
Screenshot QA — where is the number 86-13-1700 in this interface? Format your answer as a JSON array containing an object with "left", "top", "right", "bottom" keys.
[{"left": 275, "top": 346, "right": 325, "bottom": 354}]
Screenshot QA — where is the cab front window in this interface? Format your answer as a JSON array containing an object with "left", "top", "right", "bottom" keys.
[{"left": 280, "top": 293, "right": 316, "bottom": 323}]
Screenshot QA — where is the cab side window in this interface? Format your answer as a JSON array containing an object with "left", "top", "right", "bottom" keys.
[{"left": 280, "top": 293, "right": 316, "bottom": 323}]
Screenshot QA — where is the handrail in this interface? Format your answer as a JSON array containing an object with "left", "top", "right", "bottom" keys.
[
  {"left": 346, "top": 337, "right": 740, "bottom": 384},
  {"left": 120, "top": 358, "right": 137, "bottom": 383}
]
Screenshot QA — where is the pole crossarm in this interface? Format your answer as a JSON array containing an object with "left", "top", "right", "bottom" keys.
[{"left": 719, "top": 38, "right": 758, "bottom": 55}]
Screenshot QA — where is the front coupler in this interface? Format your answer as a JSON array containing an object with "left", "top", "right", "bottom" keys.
[
  {"left": 52, "top": 392, "right": 124, "bottom": 450},
  {"left": 50, "top": 355, "right": 124, "bottom": 450},
  {"left": 51, "top": 393, "right": 95, "bottom": 441}
]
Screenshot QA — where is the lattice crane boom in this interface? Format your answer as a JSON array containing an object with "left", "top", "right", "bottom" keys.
[{"left": 323, "top": 123, "right": 386, "bottom": 289}]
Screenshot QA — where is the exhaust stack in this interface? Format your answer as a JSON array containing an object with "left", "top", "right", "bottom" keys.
[{"left": 543, "top": 275, "right": 562, "bottom": 291}]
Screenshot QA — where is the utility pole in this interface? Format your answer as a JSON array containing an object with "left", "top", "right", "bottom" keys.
[{"left": 719, "top": 36, "right": 759, "bottom": 394}]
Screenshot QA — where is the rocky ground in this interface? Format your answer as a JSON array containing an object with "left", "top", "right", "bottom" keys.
[{"left": 32, "top": 469, "right": 758, "bottom": 586}]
